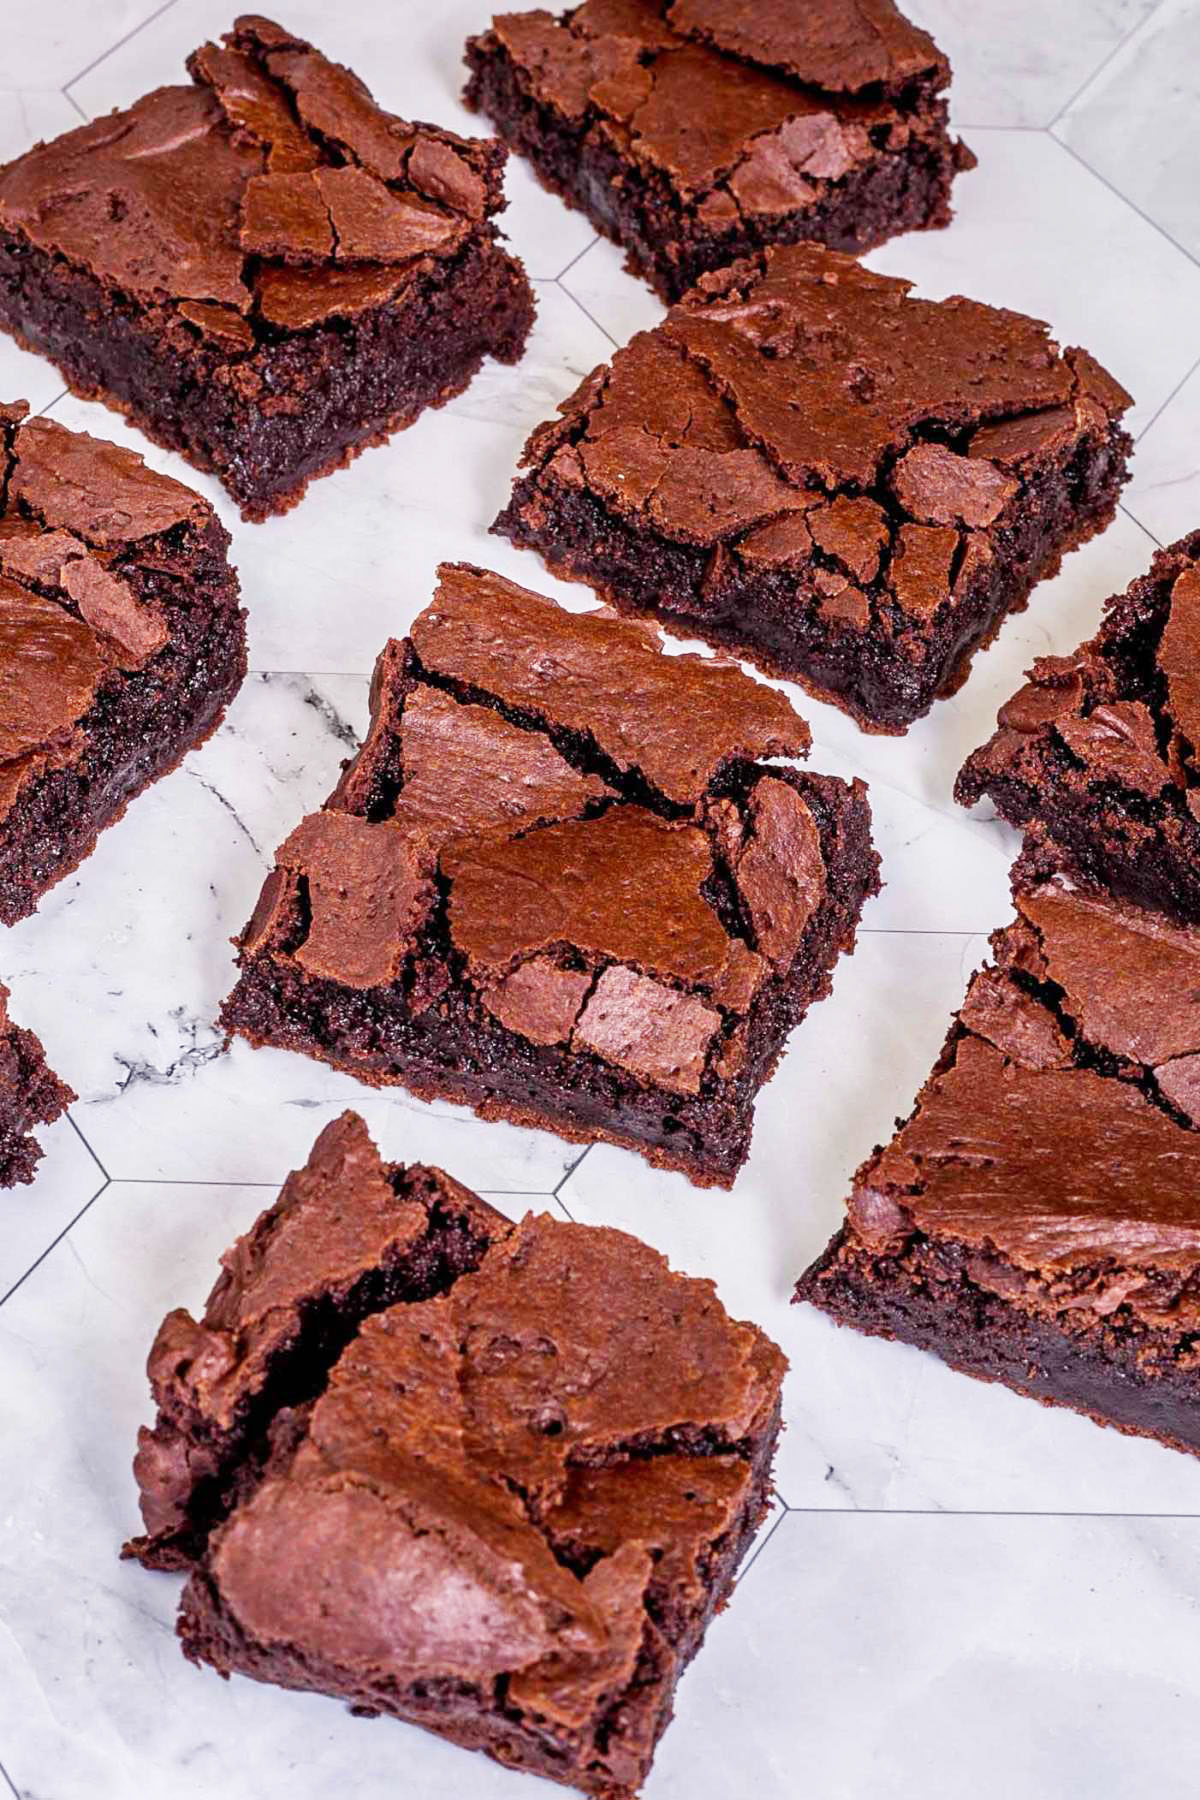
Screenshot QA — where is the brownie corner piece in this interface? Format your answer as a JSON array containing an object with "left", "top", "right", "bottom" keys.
[
  {"left": 128, "top": 1109, "right": 786, "bottom": 1797},
  {"left": 0, "top": 17, "right": 535, "bottom": 521},
  {"left": 464, "top": 0, "right": 972, "bottom": 303},
  {"left": 796, "top": 867, "right": 1200, "bottom": 1459},
  {"left": 0, "top": 400, "right": 246, "bottom": 925},
  {"left": 221, "top": 560, "right": 879, "bottom": 1186},
  {"left": 0, "top": 982, "right": 73, "bottom": 1187},
  {"left": 493, "top": 244, "right": 1132, "bottom": 731},
  {"left": 957, "top": 527, "right": 1200, "bottom": 923}
]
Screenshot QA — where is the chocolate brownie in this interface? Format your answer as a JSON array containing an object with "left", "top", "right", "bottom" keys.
[
  {"left": 127, "top": 1111, "right": 786, "bottom": 1797},
  {"left": 464, "top": 0, "right": 973, "bottom": 302},
  {"left": 220, "top": 562, "right": 878, "bottom": 1187},
  {"left": 0, "top": 16, "right": 535, "bottom": 521},
  {"left": 0, "top": 401, "right": 246, "bottom": 925},
  {"left": 797, "top": 860, "right": 1200, "bottom": 1457},
  {"left": 958, "top": 530, "right": 1200, "bottom": 923},
  {"left": 494, "top": 246, "right": 1133, "bottom": 732},
  {"left": 0, "top": 983, "right": 72, "bottom": 1187}
]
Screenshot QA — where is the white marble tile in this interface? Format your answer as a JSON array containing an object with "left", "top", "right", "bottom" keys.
[
  {"left": 908, "top": 0, "right": 1160, "bottom": 129},
  {"left": 1057, "top": 0, "right": 1200, "bottom": 265},
  {"left": 648, "top": 1511, "right": 1200, "bottom": 1800},
  {"left": 865, "top": 128, "right": 1200, "bottom": 439},
  {"left": 2, "top": 673, "right": 584, "bottom": 1193},
  {"left": 1124, "top": 359, "right": 1200, "bottom": 548}
]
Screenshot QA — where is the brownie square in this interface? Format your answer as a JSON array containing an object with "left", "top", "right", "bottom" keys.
[
  {"left": 796, "top": 855, "right": 1200, "bottom": 1458},
  {"left": 0, "top": 982, "right": 72, "bottom": 1187},
  {"left": 494, "top": 246, "right": 1133, "bottom": 732},
  {"left": 464, "top": 0, "right": 973, "bottom": 302},
  {"left": 0, "top": 16, "right": 535, "bottom": 521},
  {"left": 958, "top": 530, "right": 1200, "bottom": 923},
  {"left": 0, "top": 401, "right": 246, "bottom": 924},
  {"left": 126, "top": 1111, "right": 786, "bottom": 1798},
  {"left": 220, "top": 562, "right": 878, "bottom": 1187}
]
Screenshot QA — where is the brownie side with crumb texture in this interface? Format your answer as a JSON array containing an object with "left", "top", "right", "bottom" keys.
[
  {"left": 465, "top": 0, "right": 973, "bottom": 303},
  {"left": 494, "top": 245, "right": 1131, "bottom": 732},
  {"left": 0, "top": 16, "right": 534, "bottom": 521},
  {"left": 126, "top": 1111, "right": 786, "bottom": 1798},
  {"left": 958, "top": 529, "right": 1200, "bottom": 924},
  {"left": 0, "top": 983, "right": 73, "bottom": 1188},
  {"left": 796, "top": 858, "right": 1200, "bottom": 1457},
  {"left": 220, "top": 562, "right": 879, "bottom": 1187},
  {"left": 0, "top": 401, "right": 246, "bottom": 925}
]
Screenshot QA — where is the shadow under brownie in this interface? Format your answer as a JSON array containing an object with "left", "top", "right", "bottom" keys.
[
  {"left": 220, "top": 562, "right": 878, "bottom": 1187},
  {"left": 494, "top": 245, "right": 1132, "bottom": 732},
  {"left": 465, "top": 0, "right": 973, "bottom": 302},
  {"left": 126, "top": 1111, "right": 785, "bottom": 1799},
  {"left": 0, "top": 401, "right": 246, "bottom": 925},
  {"left": 0, "top": 982, "right": 72, "bottom": 1187},
  {"left": 796, "top": 859, "right": 1200, "bottom": 1458},
  {"left": 0, "top": 15, "right": 535, "bottom": 521},
  {"left": 958, "top": 528, "right": 1200, "bottom": 924}
]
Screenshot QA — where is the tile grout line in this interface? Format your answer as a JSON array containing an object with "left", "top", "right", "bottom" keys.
[
  {"left": 736, "top": 1505, "right": 790, "bottom": 1583},
  {"left": 66, "top": 1111, "right": 110, "bottom": 1183},
  {"left": 1118, "top": 501, "right": 1163, "bottom": 549},
  {"left": 61, "top": 0, "right": 180, "bottom": 95},
  {"left": 552, "top": 276, "right": 621, "bottom": 349},
  {"left": 0, "top": 1755, "right": 18, "bottom": 1799},
  {"left": 1133, "top": 349, "right": 1200, "bottom": 445},
  {"left": 1045, "top": 0, "right": 1170, "bottom": 131},
  {"left": 553, "top": 237, "right": 602, "bottom": 285},
  {"left": 0, "top": 1178, "right": 109, "bottom": 1310},
  {"left": 1048, "top": 129, "right": 1200, "bottom": 278},
  {"left": 62, "top": 90, "right": 88, "bottom": 122}
]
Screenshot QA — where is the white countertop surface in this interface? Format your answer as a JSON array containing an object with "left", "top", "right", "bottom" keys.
[{"left": 3, "top": 3, "right": 1200, "bottom": 1796}]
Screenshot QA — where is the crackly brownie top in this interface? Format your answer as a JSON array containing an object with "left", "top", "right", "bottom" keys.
[
  {"left": 959, "top": 530, "right": 1200, "bottom": 816},
  {"left": 134, "top": 1111, "right": 508, "bottom": 1548},
  {"left": 189, "top": 1118, "right": 782, "bottom": 1724},
  {"left": 0, "top": 15, "right": 507, "bottom": 343},
  {"left": 0, "top": 399, "right": 213, "bottom": 823},
  {"left": 518, "top": 246, "right": 1130, "bottom": 632},
  {"left": 847, "top": 876, "right": 1200, "bottom": 1323},
  {"left": 476, "top": 0, "right": 951, "bottom": 218},
  {"left": 241, "top": 562, "right": 842, "bottom": 1095}
]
